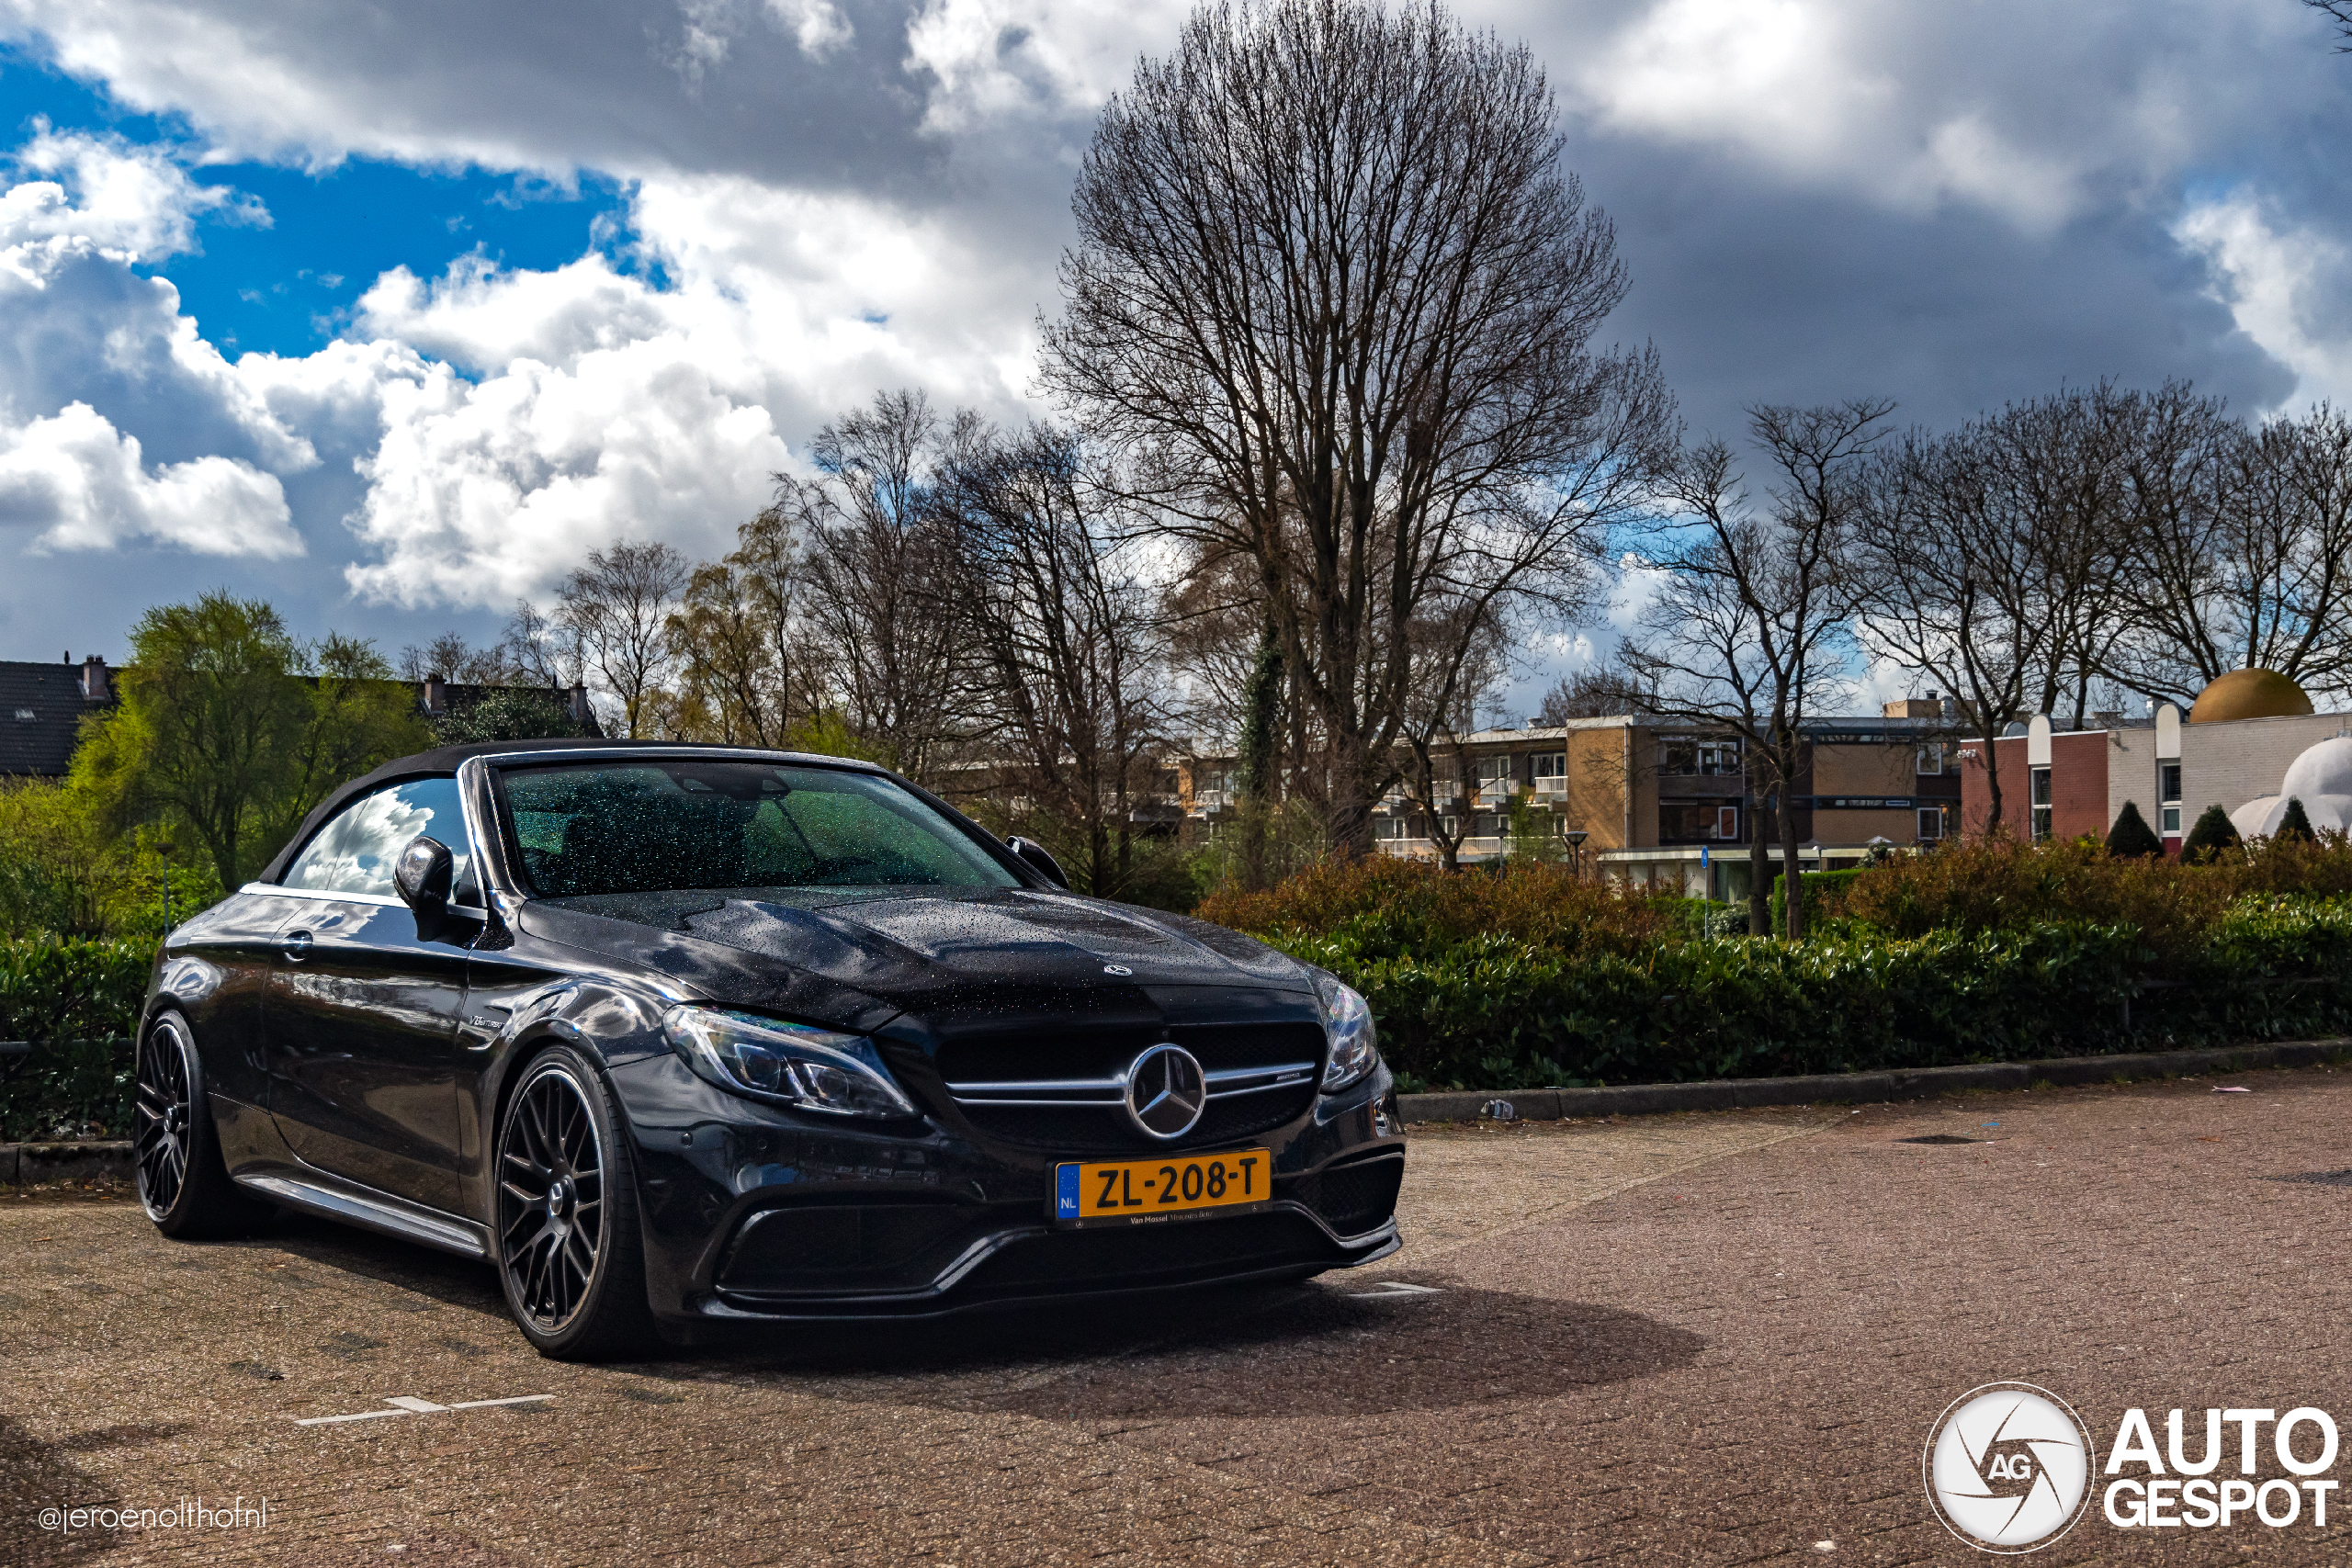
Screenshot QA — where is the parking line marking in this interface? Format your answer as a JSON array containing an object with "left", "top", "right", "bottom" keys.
[
  {"left": 293, "top": 1394, "right": 553, "bottom": 1426},
  {"left": 1348, "top": 1281, "right": 1443, "bottom": 1299}
]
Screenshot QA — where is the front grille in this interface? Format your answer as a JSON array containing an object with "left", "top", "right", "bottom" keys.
[
  {"left": 938, "top": 1021, "right": 1326, "bottom": 1155},
  {"left": 718, "top": 1201, "right": 980, "bottom": 1292}
]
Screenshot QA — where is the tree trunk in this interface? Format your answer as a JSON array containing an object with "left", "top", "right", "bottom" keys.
[
  {"left": 1237, "top": 623, "right": 1283, "bottom": 891},
  {"left": 1747, "top": 797, "right": 1770, "bottom": 936},
  {"left": 1778, "top": 773, "right": 1807, "bottom": 940}
]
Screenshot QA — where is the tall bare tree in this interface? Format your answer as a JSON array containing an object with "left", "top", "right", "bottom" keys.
[
  {"left": 942, "top": 424, "right": 1170, "bottom": 895},
  {"left": 1622, "top": 402, "right": 1885, "bottom": 936},
  {"left": 791, "top": 390, "right": 976, "bottom": 784},
  {"left": 557, "top": 540, "right": 690, "bottom": 739},
  {"left": 1042, "top": 0, "right": 1674, "bottom": 857},
  {"left": 2115, "top": 397, "right": 2352, "bottom": 704}
]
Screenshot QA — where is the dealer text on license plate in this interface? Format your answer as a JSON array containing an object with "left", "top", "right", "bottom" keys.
[{"left": 1054, "top": 1148, "right": 1271, "bottom": 1223}]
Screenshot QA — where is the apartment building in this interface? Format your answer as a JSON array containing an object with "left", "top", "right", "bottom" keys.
[{"left": 1172, "top": 705, "right": 1962, "bottom": 899}]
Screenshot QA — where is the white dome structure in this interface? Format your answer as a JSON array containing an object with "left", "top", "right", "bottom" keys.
[{"left": 2231, "top": 734, "right": 2352, "bottom": 839}]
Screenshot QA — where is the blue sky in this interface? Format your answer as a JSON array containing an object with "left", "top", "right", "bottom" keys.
[{"left": 0, "top": 0, "right": 2346, "bottom": 711}]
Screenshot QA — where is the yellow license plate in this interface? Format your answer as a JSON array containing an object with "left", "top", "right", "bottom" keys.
[{"left": 1054, "top": 1148, "right": 1272, "bottom": 1224}]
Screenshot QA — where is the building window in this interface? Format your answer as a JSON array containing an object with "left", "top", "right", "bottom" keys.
[
  {"left": 1441, "top": 815, "right": 1458, "bottom": 838},
  {"left": 1532, "top": 750, "right": 1566, "bottom": 797},
  {"left": 1473, "top": 756, "right": 1514, "bottom": 803},
  {"left": 2030, "top": 765, "right": 2052, "bottom": 842},
  {"left": 1917, "top": 743, "right": 1944, "bottom": 775},
  {"left": 1661, "top": 738, "right": 1739, "bottom": 775},
  {"left": 1661, "top": 804, "right": 1739, "bottom": 844},
  {"left": 1917, "top": 806, "right": 1943, "bottom": 841},
  {"left": 2159, "top": 761, "right": 2182, "bottom": 837}
]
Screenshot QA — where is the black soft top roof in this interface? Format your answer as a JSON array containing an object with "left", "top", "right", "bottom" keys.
[{"left": 255, "top": 739, "right": 886, "bottom": 886}]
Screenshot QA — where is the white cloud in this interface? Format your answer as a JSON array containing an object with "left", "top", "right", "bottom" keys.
[
  {"left": 768, "top": 0, "right": 853, "bottom": 58},
  {"left": 0, "top": 400, "right": 300, "bottom": 556},
  {"left": 345, "top": 346, "right": 786, "bottom": 609},
  {"left": 3, "top": 125, "right": 264, "bottom": 260},
  {"left": 1500, "top": 0, "right": 2306, "bottom": 233},
  {"left": 2176, "top": 192, "right": 2352, "bottom": 412},
  {"left": 905, "top": 0, "right": 1188, "bottom": 131}
]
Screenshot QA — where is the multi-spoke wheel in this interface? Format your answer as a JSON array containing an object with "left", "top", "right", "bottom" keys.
[
  {"left": 134, "top": 1019, "right": 194, "bottom": 1217},
  {"left": 136, "top": 1013, "right": 273, "bottom": 1238},
  {"left": 493, "top": 1047, "right": 653, "bottom": 1359}
]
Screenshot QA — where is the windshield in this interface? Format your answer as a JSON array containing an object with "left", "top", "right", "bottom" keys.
[{"left": 497, "top": 761, "right": 1022, "bottom": 897}]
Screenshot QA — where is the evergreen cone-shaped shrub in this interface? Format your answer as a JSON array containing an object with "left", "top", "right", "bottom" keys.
[
  {"left": 2278, "top": 795, "right": 2317, "bottom": 842},
  {"left": 2105, "top": 800, "right": 2163, "bottom": 859},
  {"left": 2182, "top": 803, "right": 2243, "bottom": 863}
]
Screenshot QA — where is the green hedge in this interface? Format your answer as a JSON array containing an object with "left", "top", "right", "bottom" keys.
[
  {"left": 0, "top": 939, "right": 153, "bottom": 1142},
  {"left": 1278, "top": 894, "right": 2352, "bottom": 1092}
]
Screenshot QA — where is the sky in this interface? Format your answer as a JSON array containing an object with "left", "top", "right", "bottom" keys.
[{"left": 0, "top": 0, "right": 2346, "bottom": 716}]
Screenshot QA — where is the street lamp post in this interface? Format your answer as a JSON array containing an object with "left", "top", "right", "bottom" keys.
[{"left": 1562, "top": 827, "right": 1589, "bottom": 879}]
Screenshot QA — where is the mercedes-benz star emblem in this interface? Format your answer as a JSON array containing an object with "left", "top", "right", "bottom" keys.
[{"left": 1124, "top": 1043, "right": 1207, "bottom": 1141}]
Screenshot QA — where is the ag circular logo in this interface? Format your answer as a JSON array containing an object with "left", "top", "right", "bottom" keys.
[
  {"left": 1924, "top": 1382, "right": 2097, "bottom": 1553},
  {"left": 1123, "top": 1043, "right": 1207, "bottom": 1140}
]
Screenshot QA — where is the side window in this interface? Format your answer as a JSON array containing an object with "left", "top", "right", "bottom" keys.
[{"left": 282, "top": 778, "right": 479, "bottom": 903}]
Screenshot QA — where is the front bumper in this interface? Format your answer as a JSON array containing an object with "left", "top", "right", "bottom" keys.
[{"left": 606, "top": 1051, "right": 1405, "bottom": 1324}]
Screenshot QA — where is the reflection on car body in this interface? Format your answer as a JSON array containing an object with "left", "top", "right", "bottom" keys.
[{"left": 130, "top": 739, "right": 1404, "bottom": 1359}]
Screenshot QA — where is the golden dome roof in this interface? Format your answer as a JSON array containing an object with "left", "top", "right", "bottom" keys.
[{"left": 2188, "top": 667, "right": 2313, "bottom": 725}]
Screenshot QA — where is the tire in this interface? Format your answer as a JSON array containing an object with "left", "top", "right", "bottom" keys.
[
  {"left": 493, "top": 1045, "right": 656, "bottom": 1360},
  {"left": 135, "top": 1012, "right": 274, "bottom": 1238}
]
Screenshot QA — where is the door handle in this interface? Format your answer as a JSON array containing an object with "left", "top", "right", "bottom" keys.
[{"left": 277, "top": 931, "right": 313, "bottom": 961}]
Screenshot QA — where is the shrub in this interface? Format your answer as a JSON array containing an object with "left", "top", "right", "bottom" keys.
[
  {"left": 0, "top": 938, "right": 153, "bottom": 1142},
  {"left": 2184, "top": 804, "right": 2242, "bottom": 863},
  {"left": 2276, "top": 796, "right": 2316, "bottom": 843},
  {"left": 1769, "top": 868, "right": 1864, "bottom": 933},
  {"left": 1195, "top": 855, "right": 1676, "bottom": 963},
  {"left": 2106, "top": 801, "right": 2163, "bottom": 859},
  {"left": 1274, "top": 920, "right": 2153, "bottom": 1090}
]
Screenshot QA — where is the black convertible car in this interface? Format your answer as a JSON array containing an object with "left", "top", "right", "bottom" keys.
[{"left": 133, "top": 741, "right": 1404, "bottom": 1357}]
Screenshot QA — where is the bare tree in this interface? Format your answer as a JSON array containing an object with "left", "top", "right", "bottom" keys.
[
  {"left": 557, "top": 540, "right": 690, "bottom": 739},
  {"left": 1538, "top": 666, "right": 1642, "bottom": 724},
  {"left": 942, "top": 424, "right": 1171, "bottom": 895},
  {"left": 1042, "top": 0, "right": 1675, "bottom": 857},
  {"left": 396, "top": 632, "right": 517, "bottom": 684},
  {"left": 2115, "top": 397, "right": 2352, "bottom": 704},
  {"left": 500, "top": 598, "right": 581, "bottom": 690},
  {"left": 792, "top": 390, "right": 977, "bottom": 784},
  {"left": 1392, "top": 616, "right": 1508, "bottom": 873},
  {"left": 1623, "top": 402, "right": 1885, "bottom": 936}
]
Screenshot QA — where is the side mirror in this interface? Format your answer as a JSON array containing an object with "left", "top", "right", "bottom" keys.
[
  {"left": 395, "top": 835, "right": 455, "bottom": 919},
  {"left": 1005, "top": 835, "right": 1069, "bottom": 889}
]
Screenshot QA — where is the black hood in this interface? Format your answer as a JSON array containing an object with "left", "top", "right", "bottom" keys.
[{"left": 516, "top": 886, "right": 1315, "bottom": 1046}]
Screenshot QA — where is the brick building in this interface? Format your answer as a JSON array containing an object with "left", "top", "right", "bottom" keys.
[{"left": 1959, "top": 670, "right": 2352, "bottom": 852}]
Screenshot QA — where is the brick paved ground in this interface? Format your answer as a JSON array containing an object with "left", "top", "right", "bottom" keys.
[{"left": 8, "top": 1068, "right": 2352, "bottom": 1565}]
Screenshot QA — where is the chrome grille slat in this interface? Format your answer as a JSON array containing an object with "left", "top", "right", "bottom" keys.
[{"left": 945, "top": 1062, "right": 1317, "bottom": 1108}]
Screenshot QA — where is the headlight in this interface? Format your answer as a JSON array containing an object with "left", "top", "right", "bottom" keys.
[
  {"left": 662, "top": 1006, "right": 917, "bottom": 1120},
  {"left": 1312, "top": 971, "right": 1380, "bottom": 1092}
]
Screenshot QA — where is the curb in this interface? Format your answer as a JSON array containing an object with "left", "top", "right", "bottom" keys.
[
  {"left": 0, "top": 1141, "right": 133, "bottom": 1186},
  {"left": 1397, "top": 1038, "right": 2352, "bottom": 1124}
]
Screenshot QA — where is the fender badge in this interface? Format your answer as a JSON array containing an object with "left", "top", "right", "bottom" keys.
[{"left": 1102, "top": 964, "right": 1133, "bottom": 976}]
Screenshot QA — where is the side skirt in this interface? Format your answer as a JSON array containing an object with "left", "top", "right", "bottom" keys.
[{"left": 234, "top": 1168, "right": 492, "bottom": 1261}]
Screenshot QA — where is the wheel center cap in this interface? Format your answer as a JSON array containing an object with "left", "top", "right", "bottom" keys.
[{"left": 546, "top": 1177, "right": 572, "bottom": 1219}]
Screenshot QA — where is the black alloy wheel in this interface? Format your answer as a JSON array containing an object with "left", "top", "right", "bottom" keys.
[
  {"left": 493, "top": 1047, "right": 653, "bottom": 1359},
  {"left": 133, "top": 1018, "right": 193, "bottom": 1217},
  {"left": 136, "top": 1013, "right": 273, "bottom": 1238}
]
